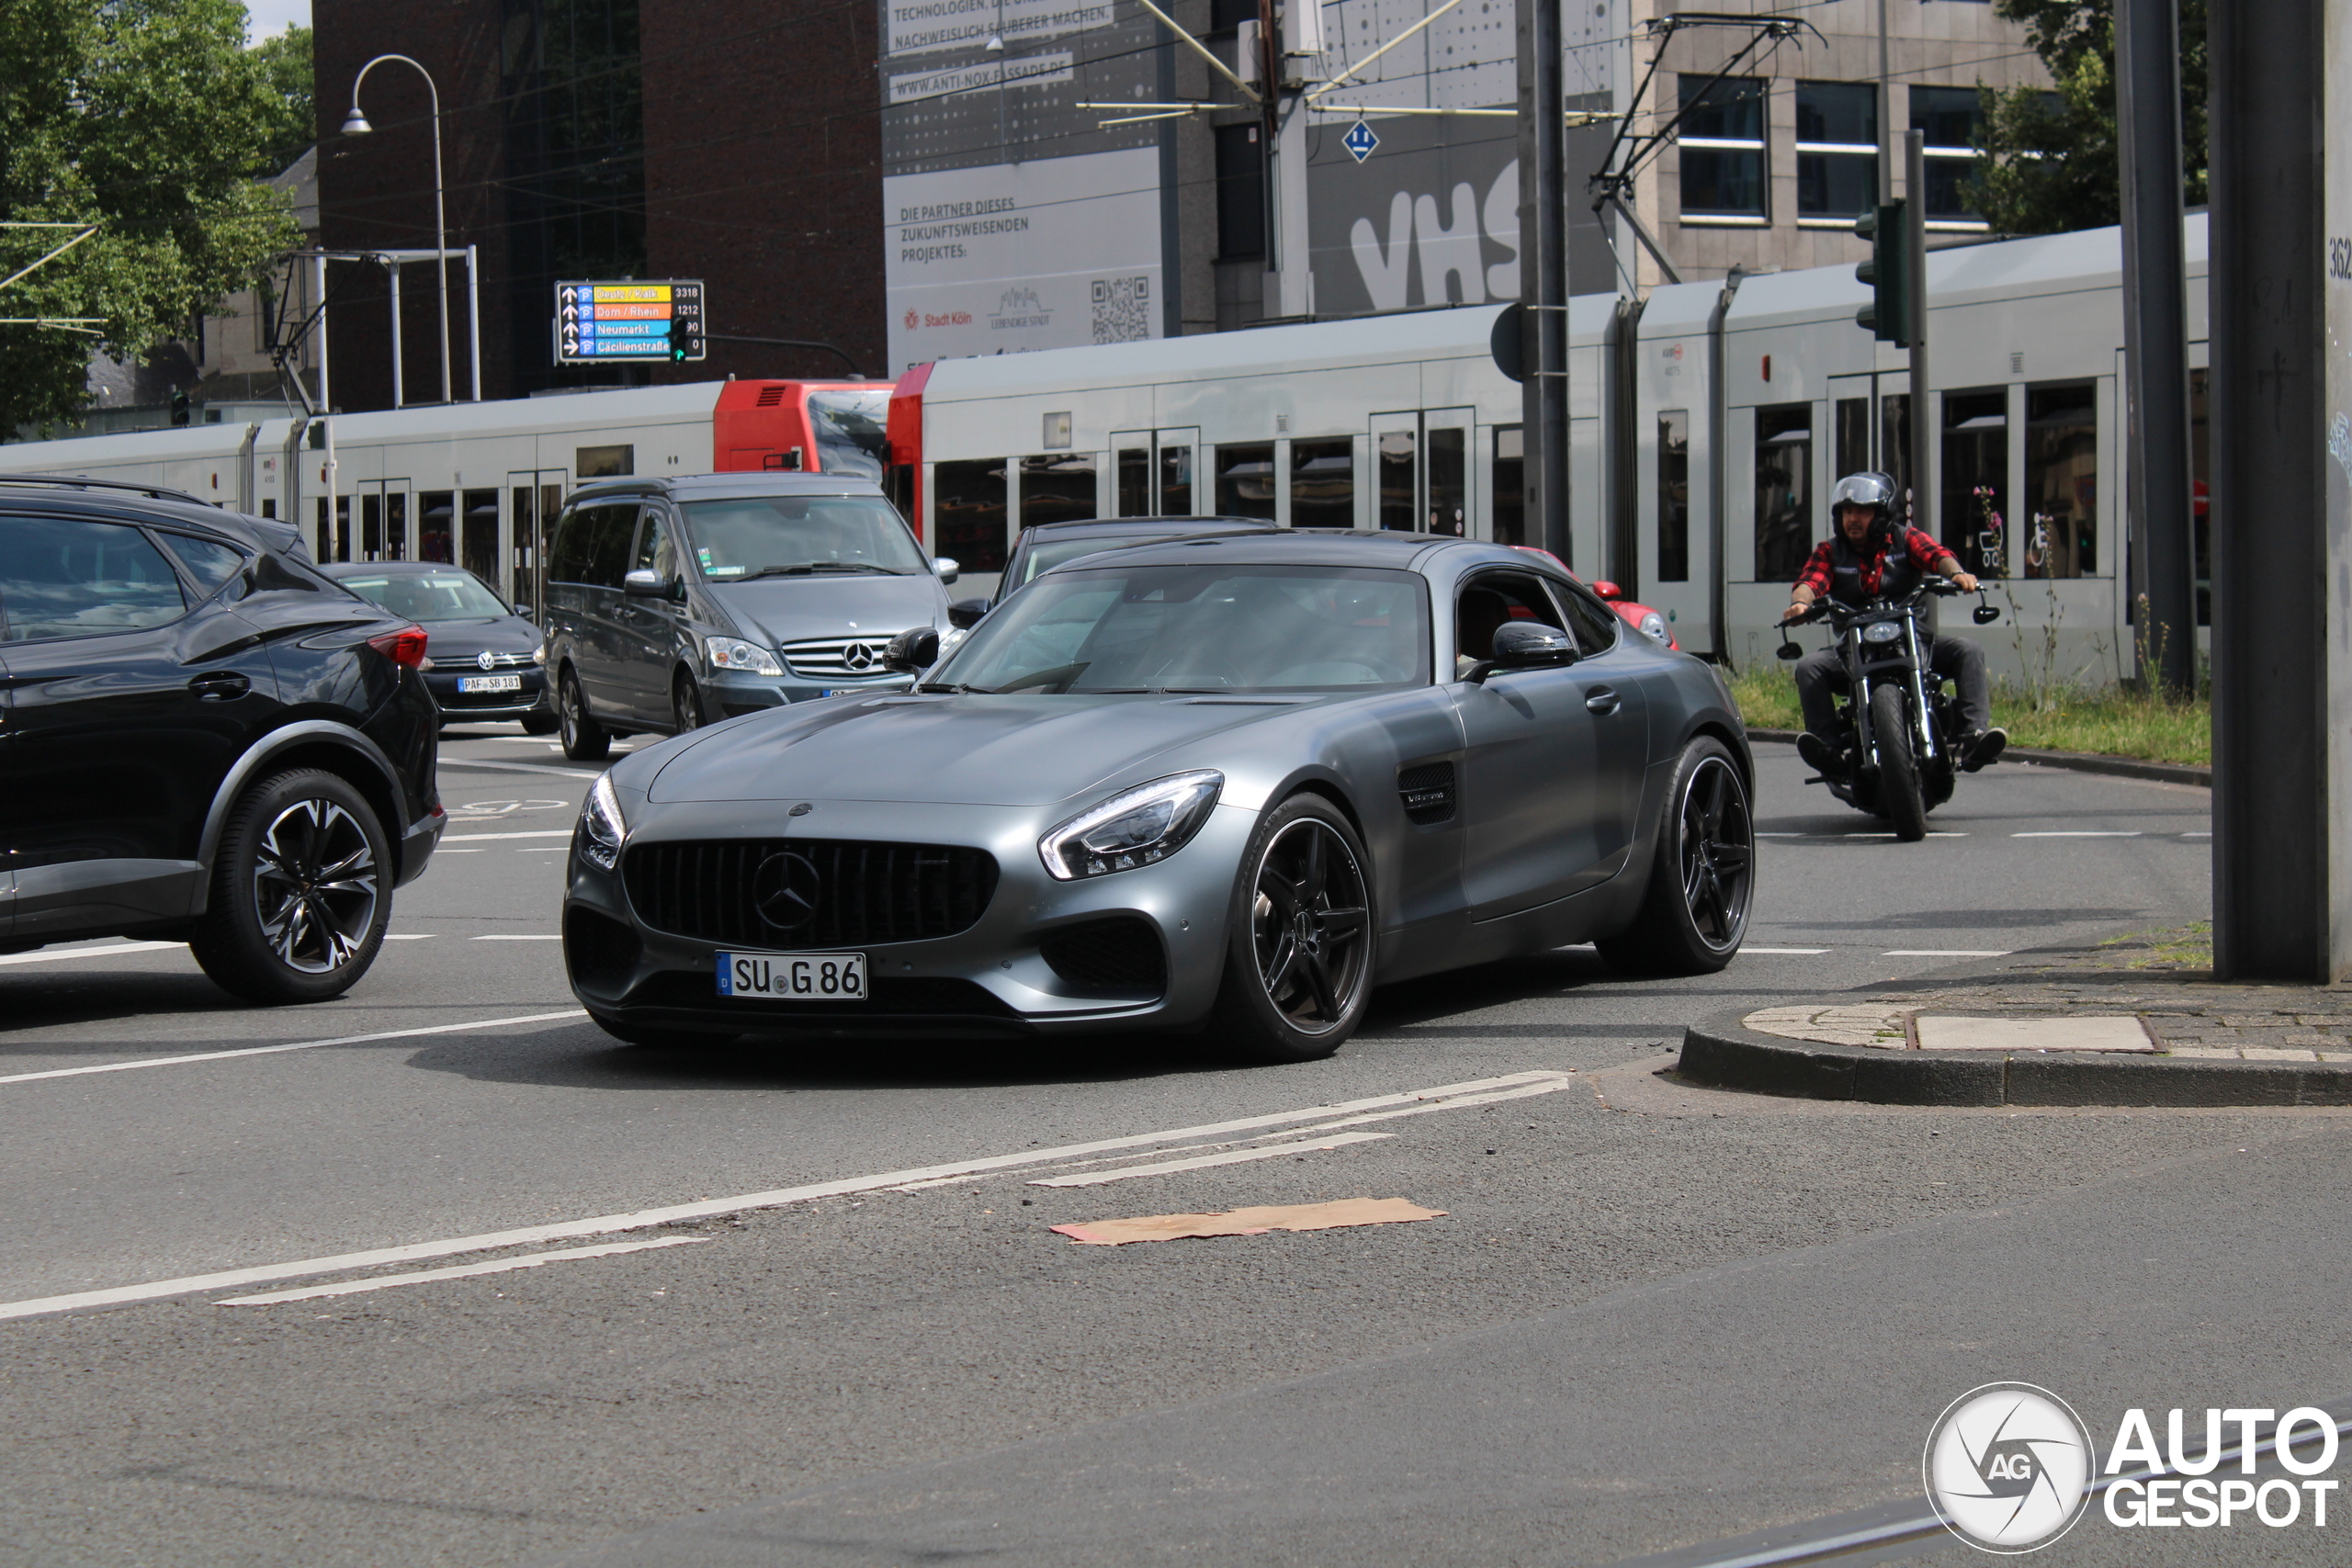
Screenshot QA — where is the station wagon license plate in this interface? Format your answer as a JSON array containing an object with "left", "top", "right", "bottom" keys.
[
  {"left": 716, "top": 949, "right": 866, "bottom": 1001},
  {"left": 458, "top": 674, "right": 522, "bottom": 694}
]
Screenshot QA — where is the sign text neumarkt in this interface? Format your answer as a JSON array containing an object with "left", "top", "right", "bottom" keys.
[{"left": 556, "top": 280, "right": 706, "bottom": 365}]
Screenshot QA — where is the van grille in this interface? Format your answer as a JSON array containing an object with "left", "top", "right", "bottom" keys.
[
  {"left": 781, "top": 634, "right": 909, "bottom": 679},
  {"left": 622, "top": 839, "right": 998, "bottom": 947}
]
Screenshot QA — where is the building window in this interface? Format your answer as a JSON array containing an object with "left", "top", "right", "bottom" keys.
[
  {"left": 1216, "top": 123, "right": 1265, "bottom": 261},
  {"left": 1678, "top": 75, "right": 1767, "bottom": 220},
  {"left": 2022, "top": 382, "right": 2098, "bottom": 579},
  {"left": 1940, "top": 389, "right": 2008, "bottom": 577},
  {"left": 1796, "top": 82, "right": 1878, "bottom": 220},
  {"left": 1909, "top": 85, "right": 1986, "bottom": 225},
  {"left": 1754, "top": 404, "right": 1812, "bottom": 581},
  {"left": 1657, "top": 412, "right": 1690, "bottom": 581}
]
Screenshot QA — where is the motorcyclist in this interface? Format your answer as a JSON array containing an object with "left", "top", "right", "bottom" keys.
[{"left": 1778, "top": 471, "right": 2007, "bottom": 779}]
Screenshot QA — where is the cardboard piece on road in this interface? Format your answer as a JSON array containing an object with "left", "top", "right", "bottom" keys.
[
  {"left": 1051, "top": 1197, "right": 1445, "bottom": 1247},
  {"left": 1911, "top": 1014, "right": 2155, "bottom": 1053}
]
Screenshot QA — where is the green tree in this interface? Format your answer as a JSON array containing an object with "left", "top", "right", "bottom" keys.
[
  {"left": 247, "top": 24, "right": 315, "bottom": 179},
  {"left": 1970, "top": 0, "right": 2208, "bottom": 237},
  {"left": 0, "top": 0, "right": 302, "bottom": 434}
]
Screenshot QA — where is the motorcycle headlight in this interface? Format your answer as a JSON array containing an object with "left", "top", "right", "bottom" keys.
[
  {"left": 1039, "top": 770, "right": 1224, "bottom": 880},
  {"left": 577, "top": 772, "right": 627, "bottom": 871},
  {"left": 1862, "top": 619, "right": 1904, "bottom": 644},
  {"left": 1636, "top": 611, "right": 1670, "bottom": 645},
  {"left": 707, "top": 635, "right": 785, "bottom": 675}
]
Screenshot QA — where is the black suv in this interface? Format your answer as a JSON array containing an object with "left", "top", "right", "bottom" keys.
[{"left": 0, "top": 477, "right": 445, "bottom": 1002}]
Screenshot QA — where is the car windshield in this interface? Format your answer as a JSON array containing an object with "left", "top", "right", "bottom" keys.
[
  {"left": 337, "top": 570, "right": 509, "bottom": 622},
  {"left": 808, "top": 389, "right": 891, "bottom": 479},
  {"left": 1018, "top": 533, "right": 1187, "bottom": 586},
  {"left": 932, "top": 564, "right": 1429, "bottom": 694},
  {"left": 679, "top": 495, "right": 927, "bottom": 578}
]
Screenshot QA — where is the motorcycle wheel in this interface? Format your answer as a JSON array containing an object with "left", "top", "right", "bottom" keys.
[{"left": 1871, "top": 683, "right": 1930, "bottom": 842}]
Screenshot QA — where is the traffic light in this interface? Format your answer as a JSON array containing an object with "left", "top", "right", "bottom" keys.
[
  {"left": 1854, "top": 200, "right": 1911, "bottom": 346},
  {"left": 169, "top": 389, "right": 191, "bottom": 427}
]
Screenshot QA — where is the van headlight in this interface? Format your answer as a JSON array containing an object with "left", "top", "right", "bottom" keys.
[
  {"left": 578, "top": 773, "right": 627, "bottom": 871},
  {"left": 1040, "top": 771, "right": 1224, "bottom": 880},
  {"left": 707, "top": 636, "right": 785, "bottom": 675}
]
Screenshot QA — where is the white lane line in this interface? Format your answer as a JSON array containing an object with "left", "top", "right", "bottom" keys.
[
  {"left": 517, "top": 846, "right": 569, "bottom": 852},
  {"left": 385, "top": 934, "right": 435, "bottom": 941},
  {"left": 472, "top": 934, "right": 561, "bottom": 941},
  {"left": 0, "top": 1068, "right": 1564, "bottom": 1321},
  {"left": 1743, "top": 947, "right": 1831, "bottom": 955},
  {"left": 438, "top": 849, "right": 484, "bottom": 853},
  {"left": 0, "top": 941, "right": 185, "bottom": 968},
  {"left": 0, "top": 1010, "right": 586, "bottom": 1089},
  {"left": 1883, "top": 948, "right": 2011, "bottom": 957},
  {"left": 443, "top": 829, "right": 573, "bottom": 841},
  {"left": 1026, "top": 1132, "right": 1393, "bottom": 1188},
  {"left": 437, "top": 759, "right": 602, "bottom": 779},
  {"left": 2012, "top": 830, "right": 2143, "bottom": 838},
  {"left": 1756, "top": 832, "right": 1804, "bottom": 838},
  {"left": 216, "top": 1237, "right": 703, "bottom": 1305},
  {"left": 2183, "top": 831, "right": 2212, "bottom": 839}
]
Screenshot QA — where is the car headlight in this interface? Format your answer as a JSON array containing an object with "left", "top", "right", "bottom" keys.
[
  {"left": 937, "top": 626, "right": 969, "bottom": 656},
  {"left": 1039, "top": 770, "right": 1224, "bottom": 880},
  {"left": 578, "top": 772, "right": 626, "bottom": 871},
  {"left": 1862, "top": 619, "right": 1904, "bottom": 644},
  {"left": 1636, "top": 611, "right": 1670, "bottom": 645},
  {"left": 707, "top": 635, "right": 785, "bottom": 675},
  {"left": 531, "top": 643, "right": 547, "bottom": 665}
]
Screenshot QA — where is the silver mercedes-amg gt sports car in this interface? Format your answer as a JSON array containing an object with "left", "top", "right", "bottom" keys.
[{"left": 560, "top": 530, "right": 1753, "bottom": 1062}]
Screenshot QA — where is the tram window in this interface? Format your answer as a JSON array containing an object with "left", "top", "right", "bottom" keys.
[
  {"left": 420, "top": 491, "right": 456, "bottom": 564},
  {"left": 1216, "top": 443, "right": 1277, "bottom": 520},
  {"left": 259, "top": 500, "right": 276, "bottom": 519},
  {"left": 1427, "top": 428, "right": 1465, "bottom": 536},
  {"left": 1291, "top": 437, "right": 1353, "bottom": 529},
  {"left": 462, "top": 490, "right": 500, "bottom": 588},
  {"left": 2190, "top": 368, "right": 2210, "bottom": 624},
  {"left": 576, "top": 445, "right": 633, "bottom": 479},
  {"left": 1657, "top": 412, "right": 1690, "bottom": 581},
  {"left": 1377, "top": 430, "right": 1416, "bottom": 530},
  {"left": 361, "top": 492, "right": 383, "bottom": 561},
  {"left": 1754, "top": 404, "right": 1813, "bottom": 581},
  {"left": 1834, "top": 398, "right": 1870, "bottom": 481},
  {"left": 2022, "top": 382, "right": 2098, "bottom": 581},
  {"left": 1940, "top": 389, "right": 2008, "bottom": 577},
  {"left": 1020, "top": 453, "right": 1098, "bottom": 527},
  {"left": 1159, "top": 446, "right": 1193, "bottom": 516},
  {"left": 1491, "top": 426, "right": 1524, "bottom": 547},
  {"left": 933, "top": 458, "right": 1009, "bottom": 573},
  {"left": 1116, "top": 446, "right": 1151, "bottom": 516}
]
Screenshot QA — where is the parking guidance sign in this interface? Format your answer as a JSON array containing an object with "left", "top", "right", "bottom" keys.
[{"left": 556, "top": 280, "right": 706, "bottom": 364}]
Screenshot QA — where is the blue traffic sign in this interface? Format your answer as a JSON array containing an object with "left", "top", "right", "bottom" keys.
[{"left": 1342, "top": 120, "right": 1379, "bottom": 163}]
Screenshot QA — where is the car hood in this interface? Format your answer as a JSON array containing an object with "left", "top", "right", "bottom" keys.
[
  {"left": 416, "top": 615, "right": 542, "bottom": 660},
  {"left": 704, "top": 574, "right": 946, "bottom": 647},
  {"left": 645, "top": 694, "right": 1319, "bottom": 807}
]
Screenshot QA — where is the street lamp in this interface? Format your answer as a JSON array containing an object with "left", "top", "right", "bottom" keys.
[{"left": 345, "top": 54, "right": 450, "bottom": 405}]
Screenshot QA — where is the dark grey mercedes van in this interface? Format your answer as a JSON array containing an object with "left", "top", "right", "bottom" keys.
[{"left": 539, "top": 473, "right": 956, "bottom": 761}]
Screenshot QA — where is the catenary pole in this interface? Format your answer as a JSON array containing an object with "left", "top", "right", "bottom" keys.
[
  {"left": 1905, "top": 130, "right": 1930, "bottom": 543},
  {"left": 2117, "top": 0, "right": 2197, "bottom": 694},
  {"left": 1517, "top": 0, "right": 1570, "bottom": 562}
]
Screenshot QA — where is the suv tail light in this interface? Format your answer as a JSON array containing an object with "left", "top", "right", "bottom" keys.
[{"left": 368, "top": 625, "right": 430, "bottom": 669}]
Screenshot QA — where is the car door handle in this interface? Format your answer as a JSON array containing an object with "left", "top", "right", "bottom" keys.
[
  {"left": 188, "top": 671, "right": 250, "bottom": 702},
  {"left": 1584, "top": 686, "right": 1621, "bottom": 716}
]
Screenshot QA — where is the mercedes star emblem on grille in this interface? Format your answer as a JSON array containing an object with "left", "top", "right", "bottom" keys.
[
  {"left": 752, "top": 851, "right": 822, "bottom": 931},
  {"left": 842, "top": 641, "right": 876, "bottom": 671},
  {"left": 477, "top": 650, "right": 498, "bottom": 671}
]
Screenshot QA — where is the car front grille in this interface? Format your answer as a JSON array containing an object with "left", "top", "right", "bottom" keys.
[
  {"left": 780, "top": 635, "right": 909, "bottom": 679},
  {"left": 622, "top": 838, "right": 999, "bottom": 947}
]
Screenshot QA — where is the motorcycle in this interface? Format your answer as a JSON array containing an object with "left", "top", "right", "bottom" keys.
[{"left": 1777, "top": 581, "right": 2000, "bottom": 841}]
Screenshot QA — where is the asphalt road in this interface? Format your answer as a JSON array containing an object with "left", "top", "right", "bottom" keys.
[{"left": 5, "top": 728, "right": 2302, "bottom": 1568}]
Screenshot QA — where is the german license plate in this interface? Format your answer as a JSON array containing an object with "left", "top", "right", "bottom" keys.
[
  {"left": 716, "top": 949, "right": 866, "bottom": 1001},
  {"left": 458, "top": 674, "right": 522, "bottom": 694}
]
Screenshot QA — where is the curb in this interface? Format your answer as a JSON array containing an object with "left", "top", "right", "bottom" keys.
[
  {"left": 1677, "top": 1006, "right": 2352, "bottom": 1108},
  {"left": 1744, "top": 728, "right": 2210, "bottom": 789}
]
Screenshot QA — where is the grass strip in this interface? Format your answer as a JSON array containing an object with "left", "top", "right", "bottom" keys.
[{"left": 1724, "top": 666, "right": 2211, "bottom": 767}]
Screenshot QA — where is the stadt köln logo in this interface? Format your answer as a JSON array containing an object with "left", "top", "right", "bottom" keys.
[{"left": 1925, "top": 1382, "right": 2095, "bottom": 1552}]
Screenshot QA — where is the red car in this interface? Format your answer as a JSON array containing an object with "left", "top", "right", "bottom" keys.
[{"left": 1510, "top": 547, "right": 1679, "bottom": 649}]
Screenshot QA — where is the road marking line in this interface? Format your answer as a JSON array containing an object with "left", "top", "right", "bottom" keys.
[
  {"left": 2012, "top": 830, "right": 2143, "bottom": 837},
  {"left": 0, "top": 941, "right": 184, "bottom": 968},
  {"left": 1026, "top": 1131, "right": 1394, "bottom": 1187},
  {"left": 385, "top": 934, "right": 435, "bottom": 941},
  {"left": 1743, "top": 947, "right": 1830, "bottom": 955},
  {"left": 443, "top": 829, "right": 574, "bottom": 841},
  {"left": 0, "top": 1068, "right": 1565, "bottom": 1321},
  {"left": 1883, "top": 948, "right": 2011, "bottom": 957},
  {"left": 2183, "top": 831, "right": 2212, "bottom": 838},
  {"left": 437, "top": 759, "right": 603, "bottom": 778},
  {"left": 1755, "top": 832, "right": 1804, "bottom": 837},
  {"left": 0, "top": 1010, "right": 586, "bottom": 1089},
  {"left": 215, "top": 1237, "right": 704, "bottom": 1305},
  {"left": 472, "top": 934, "right": 562, "bottom": 941}
]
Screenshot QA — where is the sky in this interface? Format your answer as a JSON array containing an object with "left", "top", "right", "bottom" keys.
[{"left": 244, "top": 0, "right": 310, "bottom": 42}]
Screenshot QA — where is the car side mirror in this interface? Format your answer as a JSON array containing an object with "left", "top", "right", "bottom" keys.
[
  {"left": 1589, "top": 580, "right": 1625, "bottom": 602},
  {"left": 884, "top": 626, "right": 941, "bottom": 671},
  {"left": 1469, "top": 620, "right": 1577, "bottom": 682},
  {"left": 933, "top": 556, "right": 960, "bottom": 586},
  {"left": 1973, "top": 604, "right": 2001, "bottom": 624},
  {"left": 623, "top": 569, "right": 681, "bottom": 601},
  {"left": 947, "top": 595, "right": 990, "bottom": 630}
]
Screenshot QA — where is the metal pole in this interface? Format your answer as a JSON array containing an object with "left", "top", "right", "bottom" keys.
[
  {"left": 351, "top": 56, "right": 451, "bottom": 403},
  {"left": 2117, "top": 0, "right": 2196, "bottom": 694},
  {"left": 388, "top": 258, "right": 403, "bottom": 409},
  {"left": 1905, "top": 130, "right": 1930, "bottom": 544},
  {"left": 1877, "top": 0, "right": 1893, "bottom": 204},
  {"left": 467, "top": 243, "right": 482, "bottom": 400},
  {"left": 2208, "top": 0, "right": 2335, "bottom": 980},
  {"left": 315, "top": 252, "right": 337, "bottom": 562},
  {"left": 1517, "top": 0, "right": 1570, "bottom": 562}
]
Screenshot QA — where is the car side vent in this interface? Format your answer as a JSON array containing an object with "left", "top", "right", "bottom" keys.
[
  {"left": 1397, "top": 761, "right": 1457, "bottom": 825},
  {"left": 754, "top": 385, "right": 787, "bottom": 407},
  {"left": 1040, "top": 917, "right": 1166, "bottom": 996}
]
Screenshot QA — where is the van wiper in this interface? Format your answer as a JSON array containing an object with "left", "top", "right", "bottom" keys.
[{"left": 734, "top": 562, "right": 903, "bottom": 581}]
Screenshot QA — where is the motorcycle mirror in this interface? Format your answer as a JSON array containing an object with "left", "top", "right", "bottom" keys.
[
  {"left": 1973, "top": 604, "right": 2001, "bottom": 624},
  {"left": 1776, "top": 640, "right": 1802, "bottom": 661}
]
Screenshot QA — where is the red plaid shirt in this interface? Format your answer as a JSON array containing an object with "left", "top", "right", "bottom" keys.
[{"left": 1792, "top": 526, "right": 1956, "bottom": 602}]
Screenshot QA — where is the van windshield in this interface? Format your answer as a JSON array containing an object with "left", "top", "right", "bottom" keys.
[
  {"left": 679, "top": 494, "right": 928, "bottom": 579},
  {"left": 808, "top": 389, "right": 890, "bottom": 479}
]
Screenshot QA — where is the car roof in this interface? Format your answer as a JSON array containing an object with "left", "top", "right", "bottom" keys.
[
  {"left": 1051, "top": 529, "right": 1522, "bottom": 574},
  {"left": 1017, "top": 516, "right": 1274, "bottom": 538},
  {"left": 0, "top": 481, "right": 305, "bottom": 558},
  {"left": 569, "top": 471, "right": 888, "bottom": 504},
  {"left": 316, "top": 560, "right": 479, "bottom": 576}
]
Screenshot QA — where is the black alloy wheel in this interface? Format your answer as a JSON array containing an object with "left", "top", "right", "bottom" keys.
[
  {"left": 190, "top": 768, "right": 390, "bottom": 1004},
  {"left": 1597, "top": 737, "right": 1754, "bottom": 976},
  {"left": 1212, "top": 794, "right": 1374, "bottom": 1062},
  {"left": 673, "top": 673, "right": 705, "bottom": 734},
  {"left": 559, "top": 669, "right": 610, "bottom": 761}
]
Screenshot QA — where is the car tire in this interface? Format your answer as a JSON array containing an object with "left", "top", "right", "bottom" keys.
[
  {"left": 1207, "top": 793, "right": 1376, "bottom": 1064},
  {"left": 559, "top": 669, "right": 611, "bottom": 761},
  {"left": 673, "top": 673, "right": 705, "bottom": 734},
  {"left": 521, "top": 706, "right": 559, "bottom": 735},
  {"left": 190, "top": 768, "right": 391, "bottom": 1005},
  {"left": 591, "top": 1015, "right": 736, "bottom": 1049},
  {"left": 1595, "top": 737, "right": 1754, "bottom": 976}
]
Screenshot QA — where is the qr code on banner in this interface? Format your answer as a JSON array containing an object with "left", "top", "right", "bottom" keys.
[{"left": 1091, "top": 276, "right": 1151, "bottom": 344}]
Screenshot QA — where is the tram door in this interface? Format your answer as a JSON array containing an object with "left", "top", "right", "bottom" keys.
[
  {"left": 507, "top": 468, "right": 568, "bottom": 615},
  {"left": 356, "top": 479, "right": 412, "bottom": 562},
  {"left": 1111, "top": 430, "right": 1200, "bottom": 516},
  {"left": 1369, "top": 410, "right": 1472, "bottom": 535}
]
